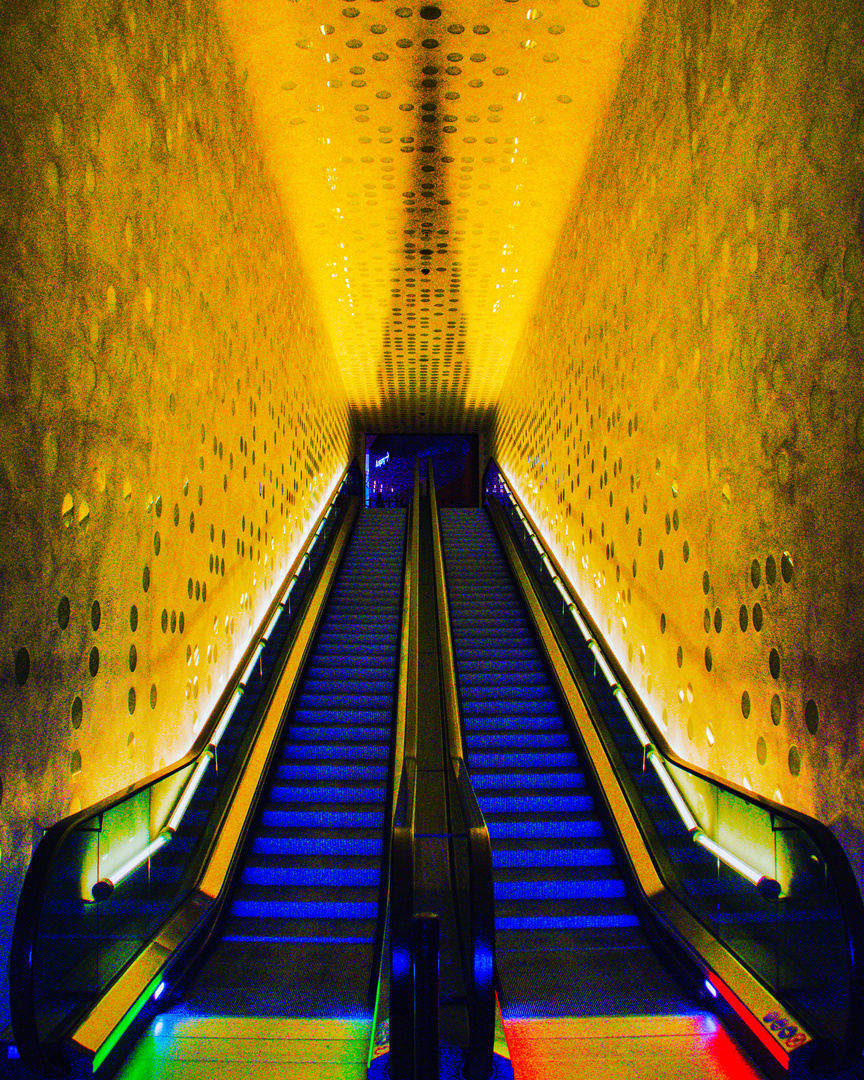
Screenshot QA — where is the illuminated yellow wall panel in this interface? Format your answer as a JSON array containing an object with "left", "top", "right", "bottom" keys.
[
  {"left": 0, "top": 0, "right": 351, "bottom": 1009},
  {"left": 493, "top": 0, "right": 864, "bottom": 881}
]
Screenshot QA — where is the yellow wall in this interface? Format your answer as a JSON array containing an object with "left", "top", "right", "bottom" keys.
[
  {"left": 0, "top": 0, "right": 351, "bottom": 1018},
  {"left": 492, "top": 0, "right": 864, "bottom": 881}
]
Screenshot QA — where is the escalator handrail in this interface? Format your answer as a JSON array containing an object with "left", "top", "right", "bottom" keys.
[
  {"left": 428, "top": 463, "right": 496, "bottom": 1080},
  {"left": 387, "top": 457, "right": 421, "bottom": 1080},
  {"left": 9, "top": 461, "right": 359, "bottom": 1074},
  {"left": 368, "top": 484, "right": 413, "bottom": 1006},
  {"left": 483, "top": 456, "right": 864, "bottom": 1062}
]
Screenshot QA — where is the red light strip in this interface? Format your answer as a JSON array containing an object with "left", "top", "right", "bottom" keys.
[{"left": 706, "top": 971, "right": 789, "bottom": 1069}]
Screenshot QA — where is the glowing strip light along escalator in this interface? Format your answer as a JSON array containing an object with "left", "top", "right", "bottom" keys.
[
  {"left": 495, "top": 475, "right": 781, "bottom": 903},
  {"left": 90, "top": 481, "right": 347, "bottom": 903}
]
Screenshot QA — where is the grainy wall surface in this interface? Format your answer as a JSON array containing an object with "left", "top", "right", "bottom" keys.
[
  {"left": 493, "top": 0, "right": 864, "bottom": 885},
  {"left": 0, "top": 0, "right": 351, "bottom": 1024}
]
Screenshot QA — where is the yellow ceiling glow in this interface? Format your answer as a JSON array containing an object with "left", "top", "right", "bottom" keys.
[{"left": 219, "top": 0, "right": 645, "bottom": 431}]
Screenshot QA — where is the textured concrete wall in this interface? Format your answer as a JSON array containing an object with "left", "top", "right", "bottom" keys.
[
  {"left": 0, "top": 0, "right": 351, "bottom": 1024},
  {"left": 493, "top": 0, "right": 864, "bottom": 885}
]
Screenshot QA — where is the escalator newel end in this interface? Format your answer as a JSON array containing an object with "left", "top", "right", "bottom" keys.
[{"left": 413, "top": 912, "right": 440, "bottom": 1080}]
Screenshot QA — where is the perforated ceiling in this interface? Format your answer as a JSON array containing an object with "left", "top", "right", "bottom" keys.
[{"left": 219, "top": 0, "right": 644, "bottom": 432}]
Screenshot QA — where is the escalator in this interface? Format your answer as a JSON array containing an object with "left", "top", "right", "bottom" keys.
[
  {"left": 433, "top": 467, "right": 864, "bottom": 1080},
  {"left": 439, "top": 508, "right": 703, "bottom": 1021},
  {"left": 113, "top": 509, "right": 406, "bottom": 1065},
  {"left": 162, "top": 510, "right": 404, "bottom": 1014}
]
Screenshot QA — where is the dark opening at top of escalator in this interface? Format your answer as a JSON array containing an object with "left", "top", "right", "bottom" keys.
[{"left": 365, "top": 433, "right": 479, "bottom": 508}]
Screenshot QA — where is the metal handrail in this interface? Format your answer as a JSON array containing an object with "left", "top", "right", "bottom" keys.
[
  {"left": 367, "top": 484, "right": 413, "bottom": 1011},
  {"left": 484, "top": 456, "right": 864, "bottom": 1067},
  {"left": 387, "top": 457, "right": 421, "bottom": 1080},
  {"left": 9, "top": 461, "right": 360, "bottom": 1074},
  {"left": 429, "top": 461, "right": 496, "bottom": 1080}
]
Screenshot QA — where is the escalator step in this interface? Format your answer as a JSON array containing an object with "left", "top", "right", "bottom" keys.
[
  {"left": 250, "top": 834, "right": 381, "bottom": 856},
  {"left": 493, "top": 844, "right": 616, "bottom": 868},
  {"left": 472, "top": 769, "right": 586, "bottom": 790},
  {"left": 260, "top": 807, "right": 385, "bottom": 828},
  {"left": 240, "top": 865, "right": 380, "bottom": 888},
  {"left": 478, "top": 793, "right": 597, "bottom": 813},
  {"left": 264, "top": 784, "right": 387, "bottom": 803},
  {"left": 493, "top": 875, "right": 627, "bottom": 901},
  {"left": 484, "top": 817, "right": 607, "bottom": 840},
  {"left": 273, "top": 762, "right": 388, "bottom": 781},
  {"left": 219, "top": 915, "right": 377, "bottom": 943},
  {"left": 467, "top": 732, "right": 571, "bottom": 749}
]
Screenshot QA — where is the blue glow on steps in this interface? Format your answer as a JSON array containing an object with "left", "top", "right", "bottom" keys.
[
  {"left": 472, "top": 771, "right": 586, "bottom": 789},
  {"left": 259, "top": 809, "right": 384, "bottom": 828},
  {"left": 240, "top": 867, "right": 381, "bottom": 887},
  {"left": 221, "top": 934, "right": 375, "bottom": 944},
  {"left": 497, "top": 914, "right": 639, "bottom": 931},
  {"left": 229, "top": 901, "right": 379, "bottom": 920},
  {"left": 221, "top": 509, "right": 405, "bottom": 948},
  {"left": 440, "top": 507, "right": 638, "bottom": 950}
]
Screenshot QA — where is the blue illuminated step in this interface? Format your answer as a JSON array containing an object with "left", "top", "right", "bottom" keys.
[
  {"left": 222, "top": 933, "right": 374, "bottom": 944},
  {"left": 454, "top": 627, "right": 527, "bottom": 638},
  {"left": 493, "top": 877, "right": 627, "bottom": 901},
  {"left": 240, "top": 865, "right": 380, "bottom": 888},
  {"left": 288, "top": 742, "right": 389, "bottom": 761},
  {"left": 294, "top": 693, "right": 394, "bottom": 711},
  {"left": 467, "top": 732, "right": 571, "bottom": 749},
  {"left": 461, "top": 674, "right": 549, "bottom": 691},
  {"left": 260, "top": 806, "right": 384, "bottom": 829},
  {"left": 274, "top": 762, "right": 387, "bottom": 782},
  {"left": 484, "top": 818, "right": 606, "bottom": 840},
  {"left": 317, "top": 632, "right": 397, "bottom": 647},
  {"left": 461, "top": 659, "right": 546, "bottom": 676},
  {"left": 457, "top": 648, "right": 540, "bottom": 662},
  {"left": 493, "top": 844, "right": 616, "bottom": 869},
  {"left": 301, "top": 679, "right": 395, "bottom": 696},
  {"left": 497, "top": 913, "right": 640, "bottom": 931},
  {"left": 477, "top": 792, "right": 597, "bottom": 814},
  {"left": 229, "top": 899, "right": 379, "bottom": 920},
  {"left": 288, "top": 724, "right": 390, "bottom": 741},
  {"left": 250, "top": 835, "right": 381, "bottom": 856},
  {"left": 466, "top": 695, "right": 561, "bottom": 712},
  {"left": 265, "top": 784, "right": 386, "bottom": 803},
  {"left": 307, "top": 654, "right": 396, "bottom": 668},
  {"left": 472, "top": 770, "right": 586, "bottom": 790},
  {"left": 460, "top": 713, "right": 562, "bottom": 732},
  {"left": 471, "top": 752, "right": 581, "bottom": 769}
]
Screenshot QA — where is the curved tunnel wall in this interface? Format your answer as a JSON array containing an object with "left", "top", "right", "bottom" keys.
[
  {"left": 492, "top": 0, "right": 864, "bottom": 888},
  {"left": 0, "top": 0, "right": 352, "bottom": 1025}
]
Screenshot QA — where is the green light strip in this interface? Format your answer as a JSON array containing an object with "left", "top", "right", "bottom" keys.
[
  {"left": 367, "top": 955, "right": 384, "bottom": 1069},
  {"left": 91, "top": 970, "right": 163, "bottom": 1073}
]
